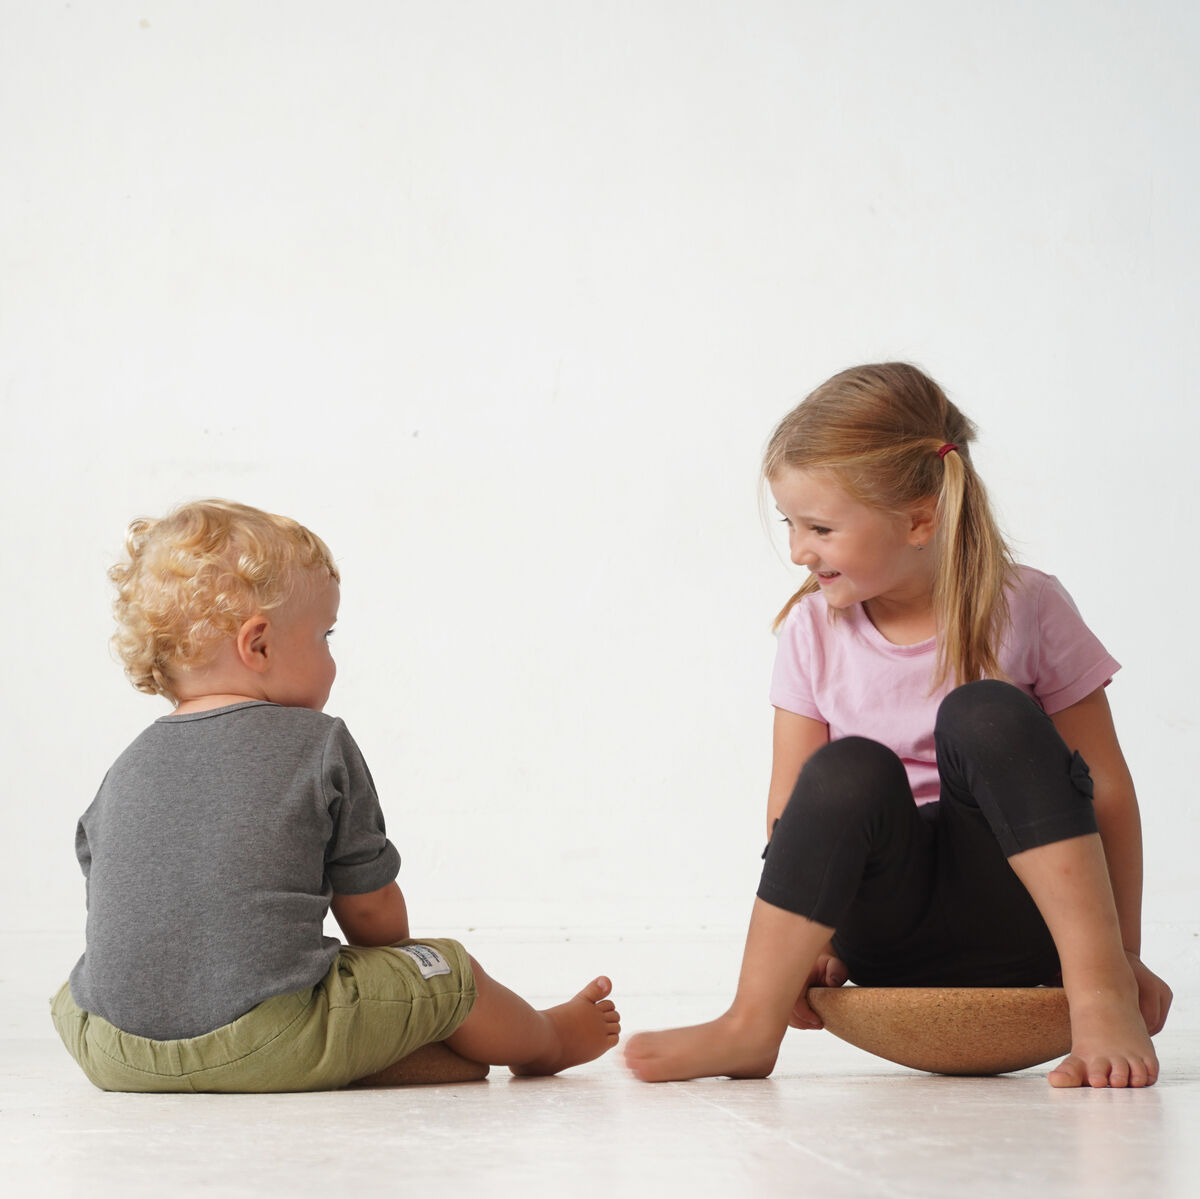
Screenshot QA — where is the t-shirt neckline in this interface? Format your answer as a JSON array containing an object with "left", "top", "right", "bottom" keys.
[
  {"left": 156, "top": 700, "right": 278, "bottom": 724},
  {"left": 845, "top": 602, "right": 936, "bottom": 656}
]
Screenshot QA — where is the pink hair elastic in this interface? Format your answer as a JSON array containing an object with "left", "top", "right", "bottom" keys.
[{"left": 937, "top": 443, "right": 958, "bottom": 460}]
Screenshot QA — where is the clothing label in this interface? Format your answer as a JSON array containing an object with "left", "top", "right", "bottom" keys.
[{"left": 390, "top": 943, "right": 453, "bottom": 979}]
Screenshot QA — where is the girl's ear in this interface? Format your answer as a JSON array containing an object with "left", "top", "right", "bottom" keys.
[
  {"left": 908, "top": 500, "right": 938, "bottom": 548},
  {"left": 235, "top": 616, "right": 271, "bottom": 674}
]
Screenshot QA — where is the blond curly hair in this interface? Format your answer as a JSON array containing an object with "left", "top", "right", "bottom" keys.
[{"left": 109, "top": 499, "right": 339, "bottom": 701}]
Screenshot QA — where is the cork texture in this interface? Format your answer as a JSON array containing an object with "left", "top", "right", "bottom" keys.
[{"left": 807, "top": 986, "right": 1071, "bottom": 1076}]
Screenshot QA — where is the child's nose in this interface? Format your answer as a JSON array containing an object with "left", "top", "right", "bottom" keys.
[{"left": 790, "top": 538, "right": 817, "bottom": 567}]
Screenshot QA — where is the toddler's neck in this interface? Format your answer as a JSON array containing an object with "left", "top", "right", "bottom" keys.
[{"left": 173, "top": 693, "right": 266, "bottom": 715}]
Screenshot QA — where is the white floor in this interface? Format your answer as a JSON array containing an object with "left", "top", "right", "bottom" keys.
[{"left": 5, "top": 928, "right": 1198, "bottom": 1198}]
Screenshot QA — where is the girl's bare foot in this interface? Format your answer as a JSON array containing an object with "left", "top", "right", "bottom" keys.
[
  {"left": 510, "top": 977, "right": 621, "bottom": 1076},
  {"left": 624, "top": 1013, "right": 782, "bottom": 1083},
  {"left": 1048, "top": 989, "right": 1158, "bottom": 1088}
]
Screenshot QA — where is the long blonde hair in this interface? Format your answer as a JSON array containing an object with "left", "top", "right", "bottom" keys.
[{"left": 764, "top": 363, "right": 1015, "bottom": 688}]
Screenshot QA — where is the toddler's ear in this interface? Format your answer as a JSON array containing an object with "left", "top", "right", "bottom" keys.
[{"left": 236, "top": 617, "right": 271, "bottom": 673}]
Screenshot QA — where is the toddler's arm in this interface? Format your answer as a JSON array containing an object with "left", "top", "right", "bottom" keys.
[
  {"left": 1051, "top": 687, "right": 1172, "bottom": 1033},
  {"left": 331, "top": 881, "right": 411, "bottom": 946}
]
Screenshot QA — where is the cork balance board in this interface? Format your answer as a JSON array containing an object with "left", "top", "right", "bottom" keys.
[{"left": 806, "top": 986, "right": 1071, "bottom": 1075}]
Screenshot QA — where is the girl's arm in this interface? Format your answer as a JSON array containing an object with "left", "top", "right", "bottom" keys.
[
  {"left": 1049, "top": 689, "right": 1141, "bottom": 951},
  {"left": 767, "top": 708, "right": 830, "bottom": 837},
  {"left": 330, "top": 881, "right": 411, "bottom": 946},
  {"left": 1050, "top": 687, "right": 1172, "bottom": 1033}
]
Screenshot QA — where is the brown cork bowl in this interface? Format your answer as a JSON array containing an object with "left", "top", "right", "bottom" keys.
[{"left": 806, "top": 986, "right": 1071, "bottom": 1076}]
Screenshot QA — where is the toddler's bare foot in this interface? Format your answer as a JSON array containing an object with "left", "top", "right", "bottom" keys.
[
  {"left": 510, "top": 977, "right": 621, "bottom": 1076},
  {"left": 624, "top": 1013, "right": 781, "bottom": 1083},
  {"left": 1048, "top": 988, "right": 1159, "bottom": 1089}
]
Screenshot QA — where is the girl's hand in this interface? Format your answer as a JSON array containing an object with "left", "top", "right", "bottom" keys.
[
  {"left": 789, "top": 953, "right": 849, "bottom": 1029},
  {"left": 1127, "top": 951, "right": 1172, "bottom": 1035}
]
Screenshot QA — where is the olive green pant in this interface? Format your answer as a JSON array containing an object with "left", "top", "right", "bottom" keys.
[{"left": 51, "top": 940, "right": 477, "bottom": 1093}]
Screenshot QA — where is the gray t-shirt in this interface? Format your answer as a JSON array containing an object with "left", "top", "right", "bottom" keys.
[{"left": 69, "top": 702, "right": 401, "bottom": 1040}]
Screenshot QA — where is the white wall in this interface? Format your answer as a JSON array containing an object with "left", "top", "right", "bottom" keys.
[{"left": 3, "top": 1, "right": 1197, "bottom": 942}]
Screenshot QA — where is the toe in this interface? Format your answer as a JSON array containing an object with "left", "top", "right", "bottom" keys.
[
  {"left": 579, "top": 976, "right": 612, "bottom": 1002},
  {"left": 1048, "top": 1054, "right": 1087, "bottom": 1088},
  {"left": 1107, "top": 1059, "right": 1131, "bottom": 1089},
  {"left": 622, "top": 1041, "right": 650, "bottom": 1077}
]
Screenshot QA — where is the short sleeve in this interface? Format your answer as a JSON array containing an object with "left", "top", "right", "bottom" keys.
[
  {"left": 1029, "top": 575, "right": 1121, "bottom": 713},
  {"left": 320, "top": 720, "right": 402, "bottom": 895},
  {"left": 769, "top": 600, "right": 826, "bottom": 720}
]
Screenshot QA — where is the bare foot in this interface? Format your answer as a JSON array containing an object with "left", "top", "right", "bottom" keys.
[
  {"left": 510, "top": 977, "right": 621, "bottom": 1076},
  {"left": 1048, "top": 989, "right": 1159, "bottom": 1089},
  {"left": 624, "top": 1013, "right": 782, "bottom": 1083}
]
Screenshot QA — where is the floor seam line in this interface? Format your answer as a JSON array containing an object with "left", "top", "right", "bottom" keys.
[{"left": 677, "top": 1085, "right": 913, "bottom": 1198}]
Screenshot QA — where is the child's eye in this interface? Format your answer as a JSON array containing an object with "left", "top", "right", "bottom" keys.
[
  {"left": 778, "top": 516, "right": 793, "bottom": 527},
  {"left": 810, "top": 526, "right": 832, "bottom": 536},
  {"left": 324, "top": 629, "right": 336, "bottom": 642}
]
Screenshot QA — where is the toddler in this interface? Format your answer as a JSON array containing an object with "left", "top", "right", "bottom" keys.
[{"left": 53, "top": 499, "right": 619, "bottom": 1092}]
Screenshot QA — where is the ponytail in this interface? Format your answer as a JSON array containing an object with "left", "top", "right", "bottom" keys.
[{"left": 931, "top": 445, "right": 1014, "bottom": 688}]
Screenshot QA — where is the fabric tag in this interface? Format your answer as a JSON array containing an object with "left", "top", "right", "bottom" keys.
[{"left": 390, "top": 943, "right": 453, "bottom": 979}]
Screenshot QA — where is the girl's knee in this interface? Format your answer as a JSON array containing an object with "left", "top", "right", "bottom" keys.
[
  {"left": 936, "top": 679, "right": 1045, "bottom": 747},
  {"left": 793, "top": 737, "right": 909, "bottom": 820}
]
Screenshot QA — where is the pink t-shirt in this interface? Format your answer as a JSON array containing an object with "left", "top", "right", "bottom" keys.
[{"left": 769, "top": 565, "right": 1120, "bottom": 805}]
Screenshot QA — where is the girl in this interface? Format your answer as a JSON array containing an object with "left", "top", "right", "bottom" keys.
[{"left": 625, "top": 363, "right": 1170, "bottom": 1089}]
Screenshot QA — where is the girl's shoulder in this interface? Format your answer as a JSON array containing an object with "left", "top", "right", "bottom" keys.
[
  {"left": 1001, "top": 564, "right": 1117, "bottom": 708},
  {"left": 1009, "top": 562, "right": 1053, "bottom": 592},
  {"left": 1007, "top": 563, "right": 1050, "bottom": 607},
  {"left": 1006, "top": 564, "right": 1083, "bottom": 622},
  {"left": 778, "top": 588, "right": 837, "bottom": 637}
]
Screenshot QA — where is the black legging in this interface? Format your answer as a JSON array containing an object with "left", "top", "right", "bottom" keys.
[{"left": 757, "top": 680, "right": 1099, "bottom": 986}]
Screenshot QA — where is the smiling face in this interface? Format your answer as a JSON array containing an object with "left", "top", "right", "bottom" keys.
[
  {"left": 264, "top": 571, "right": 340, "bottom": 711},
  {"left": 770, "top": 467, "right": 936, "bottom": 616}
]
